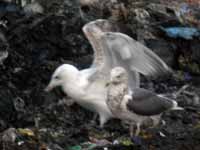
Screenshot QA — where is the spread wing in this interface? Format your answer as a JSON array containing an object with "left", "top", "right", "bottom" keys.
[
  {"left": 82, "top": 19, "right": 172, "bottom": 89},
  {"left": 82, "top": 19, "right": 120, "bottom": 67},
  {"left": 95, "top": 32, "right": 172, "bottom": 89},
  {"left": 126, "top": 88, "right": 174, "bottom": 116}
]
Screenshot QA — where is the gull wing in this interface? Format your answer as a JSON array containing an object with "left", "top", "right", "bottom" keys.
[
  {"left": 96, "top": 32, "right": 172, "bottom": 89},
  {"left": 82, "top": 19, "right": 140, "bottom": 88},
  {"left": 82, "top": 19, "right": 120, "bottom": 68},
  {"left": 82, "top": 20, "right": 172, "bottom": 89},
  {"left": 126, "top": 88, "right": 174, "bottom": 116}
]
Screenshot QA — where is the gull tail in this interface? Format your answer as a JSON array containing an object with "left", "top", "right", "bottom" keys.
[{"left": 171, "top": 101, "right": 184, "bottom": 110}]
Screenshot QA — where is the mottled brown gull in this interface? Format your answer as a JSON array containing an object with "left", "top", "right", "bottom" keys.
[
  {"left": 106, "top": 67, "right": 183, "bottom": 136},
  {"left": 45, "top": 19, "right": 172, "bottom": 127}
]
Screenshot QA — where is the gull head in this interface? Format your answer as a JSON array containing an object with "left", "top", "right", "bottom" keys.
[
  {"left": 110, "top": 67, "right": 128, "bottom": 84},
  {"left": 45, "top": 64, "right": 79, "bottom": 92}
]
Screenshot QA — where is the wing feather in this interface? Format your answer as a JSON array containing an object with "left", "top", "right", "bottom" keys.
[
  {"left": 82, "top": 20, "right": 171, "bottom": 89},
  {"left": 98, "top": 32, "right": 172, "bottom": 89},
  {"left": 126, "top": 88, "right": 174, "bottom": 116},
  {"left": 82, "top": 19, "right": 120, "bottom": 68}
]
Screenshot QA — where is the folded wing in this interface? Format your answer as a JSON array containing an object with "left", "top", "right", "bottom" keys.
[{"left": 126, "top": 88, "right": 174, "bottom": 116}]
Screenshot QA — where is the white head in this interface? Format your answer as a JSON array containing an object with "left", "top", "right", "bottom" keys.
[
  {"left": 45, "top": 64, "right": 79, "bottom": 92},
  {"left": 110, "top": 67, "right": 128, "bottom": 84}
]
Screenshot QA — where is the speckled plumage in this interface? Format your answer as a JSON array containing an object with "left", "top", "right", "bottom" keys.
[
  {"left": 107, "top": 82, "right": 128, "bottom": 116},
  {"left": 107, "top": 69, "right": 152, "bottom": 123},
  {"left": 106, "top": 67, "right": 183, "bottom": 136}
]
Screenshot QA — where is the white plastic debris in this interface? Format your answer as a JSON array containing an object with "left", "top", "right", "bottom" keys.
[
  {"left": 0, "top": 50, "right": 8, "bottom": 65},
  {"left": 113, "top": 139, "right": 119, "bottom": 145},
  {"left": 159, "top": 131, "right": 166, "bottom": 137},
  {"left": 18, "top": 141, "right": 25, "bottom": 146}
]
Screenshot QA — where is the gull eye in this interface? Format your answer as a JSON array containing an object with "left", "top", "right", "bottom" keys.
[{"left": 54, "top": 76, "right": 60, "bottom": 80}]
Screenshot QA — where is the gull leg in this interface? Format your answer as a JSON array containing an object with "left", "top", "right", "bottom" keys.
[
  {"left": 129, "top": 124, "right": 134, "bottom": 137},
  {"left": 90, "top": 113, "right": 98, "bottom": 126},
  {"left": 129, "top": 123, "right": 141, "bottom": 137},
  {"left": 99, "top": 114, "right": 109, "bottom": 128},
  {"left": 135, "top": 123, "right": 141, "bottom": 136},
  {"left": 130, "top": 123, "right": 142, "bottom": 145},
  {"left": 93, "top": 113, "right": 98, "bottom": 121},
  {"left": 151, "top": 115, "right": 161, "bottom": 127}
]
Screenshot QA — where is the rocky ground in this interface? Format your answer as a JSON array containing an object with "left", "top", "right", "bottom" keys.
[{"left": 0, "top": 0, "right": 200, "bottom": 150}]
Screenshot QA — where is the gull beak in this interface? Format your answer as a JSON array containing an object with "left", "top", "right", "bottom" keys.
[{"left": 44, "top": 83, "right": 53, "bottom": 92}]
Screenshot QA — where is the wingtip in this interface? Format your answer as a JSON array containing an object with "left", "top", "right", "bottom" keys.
[
  {"left": 153, "top": 65, "right": 173, "bottom": 79},
  {"left": 165, "top": 65, "right": 173, "bottom": 74},
  {"left": 82, "top": 19, "right": 108, "bottom": 31}
]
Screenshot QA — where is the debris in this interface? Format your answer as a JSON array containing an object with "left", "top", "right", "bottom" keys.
[
  {"left": 140, "top": 130, "right": 153, "bottom": 139},
  {"left": 0, "top": 32, "right": 8, "bottom": 65},
  {"left": 68, "top": 142, "right": 96, "bottom": 150},
  {"left": 39, "top": 143, "right": 48, "bottom": 150},
  {"left": 116, "top": 136, "right": 133, "bottom": 146},
  {"left": 0, "top": 20, "right": 8, "bottom": 28},
  {"left": 0, "top": 1, "right": 199, "bottom": 150},
  {"left": 184, "top": 72, "right": 192, "bottom": 81},
  {"left": 131, "top": 136, "right": 142, "bottom": 145},
  {"left": 134, "top": 8, "right": 150, "bottom": 24},
  {"left": 174, "top": 2, "right": 200, "bottom": 27},
  {"left": 17, "top": 128, "right": 35, "bottom": 137},
  {"left": 89, "top": 136, "right": 112, "bottom": 146},
  {"left": 68, "top": 145, "right": 81, "bottom": 150},
  {"left": 193, "top": 95, "right": 200, "bottom": 105},
  {"left": 161, "top": 27, "right": 200, "bottom": 39},
  {"left": 0, "top": 50, "right": 8, "bottom": 65},
  {"left": 147, "top": 3, "right": 174, "bottom": 17},
  {"left": 81, "top": 142, "right": 96, "bottom": 150},
  {"left": 0, "top": 1, "right": 20, "bottom": 13},
  {"left": 13, "top": 97, "right": 25, "bottom": 112},
  {"left": 113, "top": 140, "right": 119, "bottom": 145},
  {"left": 159, "top": 131, "right": 166, "bottom": 137},
  {"left": 23, "top": 2, "right": 44, "bottom": 15},
  {"left": 2, "top": 128, "right": 17, "bottom": 143}
]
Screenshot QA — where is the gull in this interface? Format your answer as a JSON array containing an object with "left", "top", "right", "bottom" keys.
[
  {"left": 45, "top": 19, "right": 172, "bottom": 127},
  {"left": 106, "top": 67, "right": 183, "bottom": 137}
]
